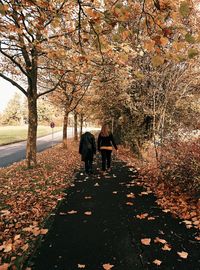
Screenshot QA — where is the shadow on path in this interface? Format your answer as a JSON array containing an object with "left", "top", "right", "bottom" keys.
[{"left": 25, "top": 159, "right": 199, "bottom": 270}]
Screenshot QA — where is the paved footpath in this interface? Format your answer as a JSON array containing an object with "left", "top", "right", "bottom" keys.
[{"left": 25, "top": 159, "right": 199, "bottom": 270}]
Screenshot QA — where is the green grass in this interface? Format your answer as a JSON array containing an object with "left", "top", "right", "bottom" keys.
[{"left": 0, "top": 125, "right": 62, "bottom": 145}]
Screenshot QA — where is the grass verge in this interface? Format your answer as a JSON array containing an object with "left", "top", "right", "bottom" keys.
[{"left": 0, "top": 126, "right": 62, "bottom": 145}]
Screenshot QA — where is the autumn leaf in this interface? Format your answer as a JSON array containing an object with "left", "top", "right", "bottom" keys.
[
  {"left": 162, "top": 244, "right": 172, "bottom": 251},
  {"left": 126, "top": 193, "right": 135, "bottom": 198},
  {"left": 154, "top": 237, "right": 167, "bottom": 244},
  {"left": 40, "top": 229, "right": 48, "bottom": 235},
  {"left": 126, "top": 202, "right": 134, "bottom": 206},
  {"left": 85, "top": 196, "right": 92, "bottom": 199},
  {"left": 21, "top": 243, "right": 29, "bottom": 252},
  {"left": 78, "top": 264, "right": 86, "bottom": 268},
  {"left": 102, "top": 263, "right": 114, "bottom": 270},
  {"left": 152, "top": 55, "right": 165, "bottom": 67},
  {"left": 0, "top": 264, "right": 10, "bottom": 270},
  {"left": 153, "top": 259, "right": 162, "bottom": 266},
  {"left": 112, "top": 191, "right": 118, "bottom": 194},
  {"left": 67, "top": 210, "right": 78, "bottom": 214},
  {"left": 3, "top": 243, "right": 12, "bottom": 253},
  {"left": 141, "top": 238, "right": 151, "bottom": 245},
  {"left": 188, "top": 49, "right": 198, "bottom": 59},
  {"left": 177, "top": 251, "right": 188, "bottom": 259},
  {"left": 179, "top": 1, "right": 191, "bottom": 18},
  {"left": 136, "top": 213, "right": 149, "bottom": 219},
  {"left": 144, "top": 39, "right": 155, "bottom": 52},
  {"left": 84, "top": 211, "right": 92, "bottom": 216}
]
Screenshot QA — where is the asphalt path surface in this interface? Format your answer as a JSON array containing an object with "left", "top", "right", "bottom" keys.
[
  {"left": 25, "top": 159, "right": 199, "bottom": 270},
  {"left": 0, "top": 129, "right": 70, "bottom": 168}
]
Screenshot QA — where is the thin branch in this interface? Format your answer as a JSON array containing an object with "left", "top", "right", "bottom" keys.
[{"left": 0, "top": 73, "right": 27, "bottom": 96}]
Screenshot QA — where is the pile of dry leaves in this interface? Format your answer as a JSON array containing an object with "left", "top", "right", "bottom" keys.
[
  {"left": 0, "top": 140, "right": 81, "bottom": 269},
  {"left": 118, "top": 146, "right": 200, "bottom": 231}
]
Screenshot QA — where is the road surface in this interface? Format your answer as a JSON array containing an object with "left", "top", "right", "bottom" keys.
[{"left": 0, "top": 129, "right": 66, "bottom": 168}]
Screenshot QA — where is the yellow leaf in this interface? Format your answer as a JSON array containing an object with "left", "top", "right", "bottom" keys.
[
  {"left": 153, "top": 259, "right": 162, "bottom": 266},
  {"left": 151, "top": 55, "right": 165, "bottom": 67},
  {"left": 177, "top": 251, "right": 188, "bottom": 259},
  {"left": 141, "top": 238, "right": 151, "bottom": 245}
]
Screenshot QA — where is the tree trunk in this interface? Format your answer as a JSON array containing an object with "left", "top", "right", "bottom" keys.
[
  {"left": 74, "top": 111, "right": 78, "bottom": 141},
  {"left": 63, "top": 109, "right": 69, "bottom": 148},
  {"left": 80, "top": 113, "right": 83, "bottom": 137},
  {"left": 26, "top": 96, "right": 38, "bottom": 167}
]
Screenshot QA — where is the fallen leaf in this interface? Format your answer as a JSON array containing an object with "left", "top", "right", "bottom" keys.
[
  {"left": 40, "top": 229, "right": 48, "bottom": 235},
  {"left": 14, "top": 234, "right": 21, "bottom": 241},
  {"left": 154, "top": 237, "right": 167, "bottom": 244},
  {"left": 3, "top": 243, "right": 12, "bottom": 253},
  {"left": 102, "top": 263, "right": 114, "bottom": 270},
  {"left": 112, "top": 191, "right": 118, "bottom": 194},
  {"left": 195, "top": 236, "right": 200, "bottom": 241},
  {"left": 153, "top": 259, "right": 162, "bottom": 265},
  {"left": 136, "top": 213, "right": 148, "bottom": 219},
  {"left": 78, "top": 264, "right": 86, "bottom": 268},
  {"left": 148, "top": 217, "right": 155, "bottom": 220},
  {"left": 126, "top": 202, "right": 134, "bottom": 206},
  {"left": 177, "top": 251, "right": 188, "bottom": 259},
  {"left": 84, "top": 211, "right": 92, "bottom": 216},
  {"left": 94, "top": 183, "right": 99, "bottom": 186},
  {"left": 162, "top": 244, "right": 172, "bottom": 251},
  {"left": 141, "top": 238, "right": 151, "bottom": 245},
  {"left": 126, "top": 193, "right": 135, "bottom": 198},
  {"left": 21, "top": 243, "right": 29, "bottom": 251},
  {"left": 67, "top": 210, "right": 77, "bottom": 214},
  {"left": 0, "top": 263, "right": 10, "bottom": 270},
  {"left": 84, "top": 196, "right": 92, "bottom": 199}
]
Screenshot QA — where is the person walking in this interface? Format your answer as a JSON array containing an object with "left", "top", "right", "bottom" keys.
[
  {"left": 98, "top": 124, "right": 118, "bottom": 173},
  {"left": 79, "top": 131, "right": 96, "bottom": 174}
]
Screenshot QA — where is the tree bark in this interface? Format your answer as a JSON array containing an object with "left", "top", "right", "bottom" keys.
[
  {"left": 26, "top": 95, "right": 38, "bottom": 167},
  {"left": 63, "top": 109, "right": 69, "bottom": 148},
  {"left": 80, "top": 113, "right": 83, "bottom": 137},
  {"left": 74, "top": 111, "right": 78, "bottom": 141}
]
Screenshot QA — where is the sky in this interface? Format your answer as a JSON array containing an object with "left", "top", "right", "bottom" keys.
[{"left": 0, "top": 78, "right": 23, "bottom": 112}]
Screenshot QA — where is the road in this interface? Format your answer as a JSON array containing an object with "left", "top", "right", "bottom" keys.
[{"left": 0, "top": 129, "right": 69, "bottom": 168}]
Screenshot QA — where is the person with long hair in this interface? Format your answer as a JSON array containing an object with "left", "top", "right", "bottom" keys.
[{"left": 98, "top": 124, "right": 118, "bottom": 172}]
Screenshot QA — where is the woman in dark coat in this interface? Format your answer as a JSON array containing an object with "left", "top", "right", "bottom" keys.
[
  {"left": 79, "top": 131, "right": 96, "bottom": 174},
  {"left": 98, "top": 124, "right": 118, "bottom": 172}
]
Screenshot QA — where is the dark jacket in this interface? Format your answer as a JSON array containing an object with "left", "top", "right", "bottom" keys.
[
  {"left": 79, "top": 132, "right": 96, "bottom": 161},
  {"left": 97, "top": 133, "right": 118, "bottom": 151}
]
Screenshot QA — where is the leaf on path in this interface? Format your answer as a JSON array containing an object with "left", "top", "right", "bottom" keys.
[
  {"left": 21, "top": 243, "right": 29, "bottom": 251},
  {"left": 141, "top": 238, "right": 151, "bottom": 245},
  {"left": 84, "top": 211, "right": 92, "bottom": 216},
  {"left": 126, "top": 202, "right": 134, "bottom": 206},
  {"left": 85, "top": 196, "right": 92, "bottom": 199},
  {"left": 3, "top": 243, "right": 12, "bottom": 253},
  {"left": 177, "top": 251, "right": 188, "bottom": 259},
  {"left": 148, "top": 217, "right": 155, "bottom": 220},
  {"left": 153, "top": 259, "right": 162, "bottom": 266},
  {"left": 126, "top": 193, "right": 135, "bottom": 198},
  {"left": 112, "top": 191, "right": 118, "bottom": 194},
  {"left": 136, "top": 213, "right": 148, "bottom": 219},
  {"left": 67, "top": 210, "right": 77, "bottom": 214},
  {"left": 0, "top": 263, "right": 10, "bottom": 270},
  {"left": 154, "top": 237, "right": 167, "bottom": 244},
  {"left": 59, "top": 212, "right": 67, "bottom": 215},
  {"left": 78, "top": 264, "right": 86, "bottom": 268},
  {"left": 14, "top": 234, "right": 21, "bottom": 241},
  {"left": 102, "top": 263, "right": 114, "bottom": 270},
  {"left": 162, "top": 244, "right": 172, "bottom": 251},
  {"left": 40, "top": 229, "right": 48, "bottom": 235},
  {"left": 195, "top": 236, "right": 200, "bottom": 241},
  {"left": 94, "top": 183, "right": 99, "bottom": 186}
]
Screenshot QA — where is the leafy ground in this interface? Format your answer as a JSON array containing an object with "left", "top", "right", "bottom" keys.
[
  {"left": 0, "top": 126, "right": 62, "bottom": 145},
  {"left": 0, "top": 143, "right": 199, "bottom": 269},
  {"left": 0, "top": 141, "right": 81, "bottom": 269}
]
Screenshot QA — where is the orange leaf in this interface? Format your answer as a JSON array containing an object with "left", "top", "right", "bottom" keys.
[
  {"left": 40, "top": 229, "right": 48, "bottom": 235},
  {"left": 177, "top": 251, "right": 188, "bottom": 259},
  {"left": 0, "top": 264, "right": 10, "bottom": 270},
  {"left": 141, "top": 238, "right": 151, "bottom": 245},
  {"left": 136, "top": 213, "right": 149, "bottom": 219},
  {"left": 154, "top": 237, "right": 167, "bottom": 244},
  {"left": 153, "top": 259, "right": 162, "bottom": 265},
  {"left": 21, "top": 243, "right": 29, "bottom": 251},
  {"left": 126, "top": 202, "right": 134, "bottom": 206},
  {"left": 126, "top": 193, "right": 135, "bottom": 198},
  {"left": 162, "top": 244, "right": 172, "bottom": 251},
  {"left": 3, "top": 243, "right": 12, "bottom": 253},
  {"left": 103, "top": 263, "right": 114, "bottom": 270}
]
